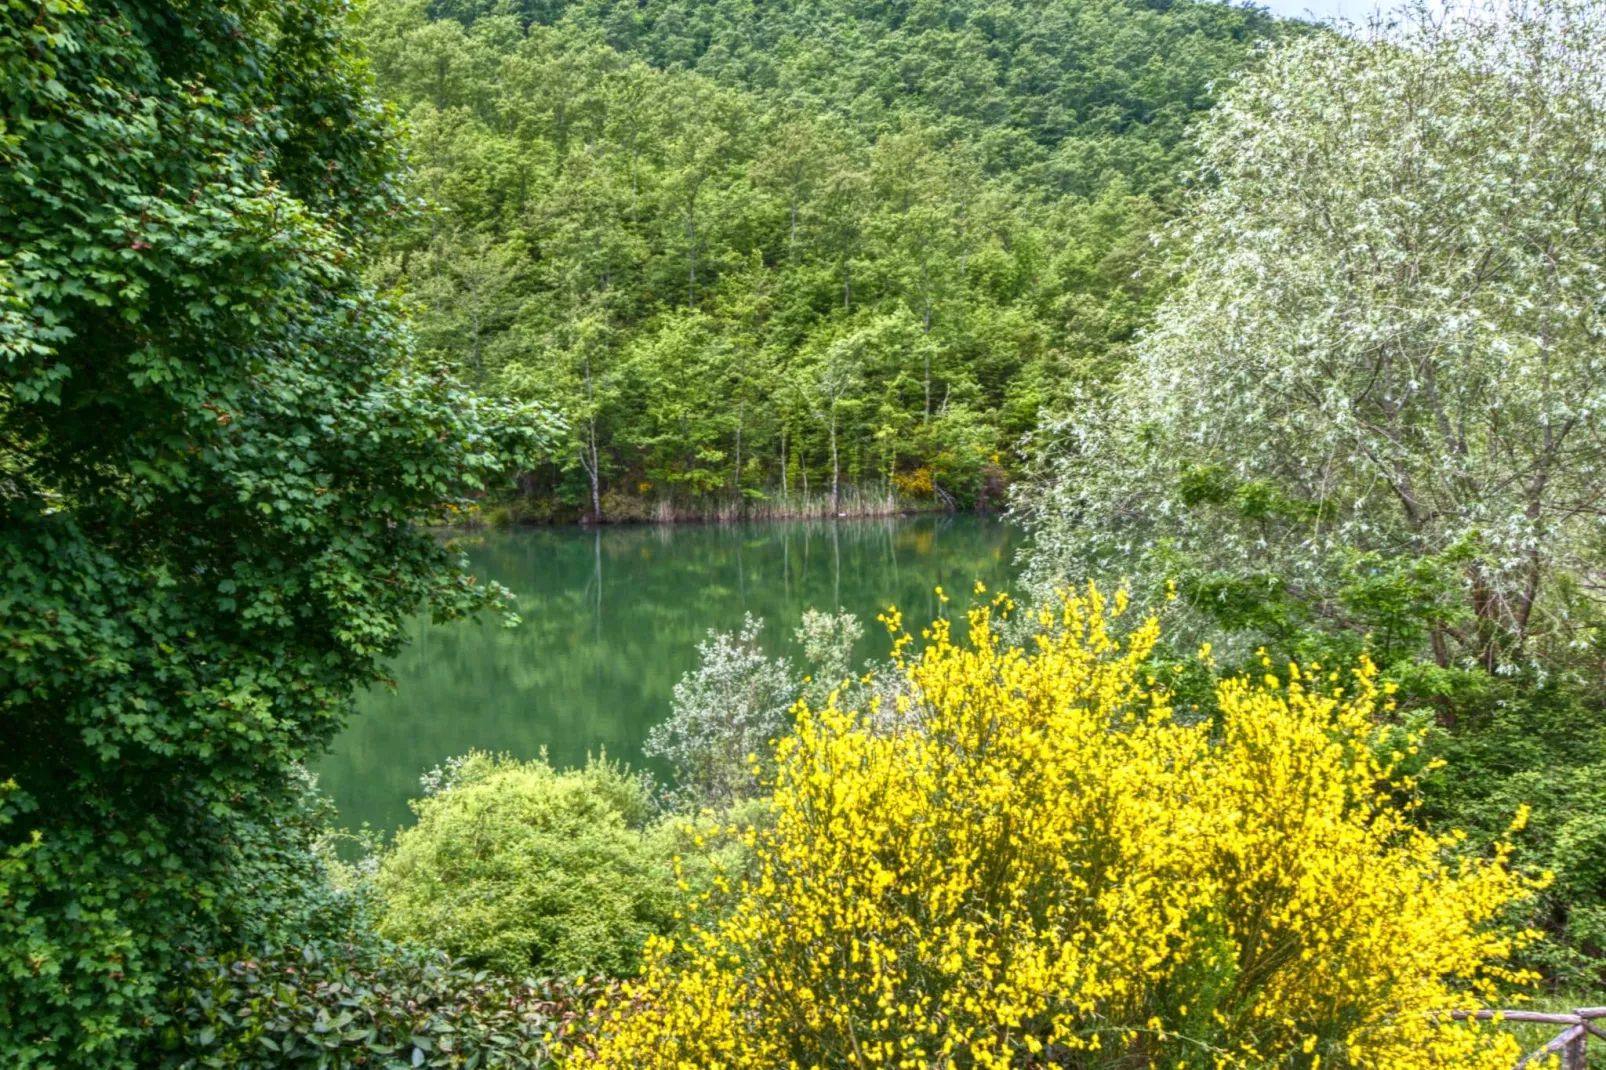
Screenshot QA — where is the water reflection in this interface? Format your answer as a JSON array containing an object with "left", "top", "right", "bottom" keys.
[{"left": 317, "top": 515, "right": 1021, "bottom": 833}]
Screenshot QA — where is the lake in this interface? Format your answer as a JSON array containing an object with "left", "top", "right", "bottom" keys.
[{"left": 316, "top": 514, "right": 1023, "bottom": 834}]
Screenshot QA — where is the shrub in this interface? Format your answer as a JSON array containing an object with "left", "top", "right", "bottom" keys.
[
  {"left": 375, "top": 753, "right": 677, "bottom": 979},
  {"left": 795, "top": 607, "right": 866, "bottom": 708},
  {"left": 158, "top": 943, "right": 603, "bottom": 1068},
  {"left": 644, "top": 616, "right": 795, "bottom": 807},
  {"left": 1416, "top": 675, "right": 1606, "bottom": 989},
  {"left": 587, "top": 588, "right": 1537, "bottom": 1069},
  {"left": 645, "top": 609, "right": 874, "bottom": 807}
]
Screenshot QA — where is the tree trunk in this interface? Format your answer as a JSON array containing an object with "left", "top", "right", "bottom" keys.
[
  {"left": 733, "top": 394, "right": 745, "bottom": 497},
  {"left": 630, "top": 145, "right": 640, "bottom": 223},
  {"left": 922, "top": 257, "right": 932, "bottom": 424},
  {"left": 958, "top": 187, "right": 968, "bottom": 286},
  {"left": 922, "top": 257, "right": 932, "bottom": 334},
  {"left": 429, "top": 175, "right": 441, "bottom": 276},
  {"left": 687, "top": 196, "right": 697, "bottom": 307},
  {"left": 588, "top": 427, "right": 601, "bottom": 521},
  {"left": 923, "top": 351, "right": 932, "bottom": 427},
  {"left": 829, "top": 409, "right": 840, "bottom": 513},
  {"left": 583, "top": 350, "right": 602, "bottom": 522},
  {"left": 470, "top": 305, "right": 482, "bottom": 388},
  {"left": 1469, "top": 565, "right": 1501, "bottom": 672}
]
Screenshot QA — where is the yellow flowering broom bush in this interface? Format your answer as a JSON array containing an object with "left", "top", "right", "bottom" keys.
[{"left": 584, "top": 587, "right": 1536, "bottom": 1069}]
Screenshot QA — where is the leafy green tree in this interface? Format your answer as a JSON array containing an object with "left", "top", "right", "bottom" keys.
[
  {"left": 502, "top": 299, "right": 626, "bottom": 519},
  {"left": 755, "top": 115, "right": 831, "bottom": 258},
  {"left": 798, "top": 330, "right": 867, "bottom": 512},
  {"left": 414, "top": 230, "right": 525, "bottom": 385},
  {"left": 0, "top": 0, "right": 558, "bottom": 1061}
]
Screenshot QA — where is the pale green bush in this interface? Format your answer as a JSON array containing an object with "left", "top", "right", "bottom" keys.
[{"left": 375, "top": 752, "right": 676, "bottom": 978}]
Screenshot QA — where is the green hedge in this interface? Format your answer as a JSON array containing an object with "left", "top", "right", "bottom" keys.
[{"left": 158, "top": 943, "right": 604, "bottom": 1068}]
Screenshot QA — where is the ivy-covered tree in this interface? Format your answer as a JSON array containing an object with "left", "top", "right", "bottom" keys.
[{"left": 0, "top": 0, "right": 558, "bottom": 1062}]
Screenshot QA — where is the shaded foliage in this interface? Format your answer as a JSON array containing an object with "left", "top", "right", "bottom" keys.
[
  {"left": 0, "top": 0, "right": 558, "bottom": 1060},
  {"left": 159, "top": 944, "right": 602, "bottom": 1068}
]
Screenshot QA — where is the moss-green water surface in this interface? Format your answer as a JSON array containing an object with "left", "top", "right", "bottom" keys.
[{"left": 318, "top": 515, "right": 1021, "bottom": 833}]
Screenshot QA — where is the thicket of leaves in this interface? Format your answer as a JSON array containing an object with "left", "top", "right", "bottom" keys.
[
  {"left": 358, "top": 0, "right": 1290, "bottom": 517},
  {"left": 158, "top": 944, "right": 603, "bottom": 1069},
  {"left": 0, "top": 0, "right": 556, "bottom": 1061}
]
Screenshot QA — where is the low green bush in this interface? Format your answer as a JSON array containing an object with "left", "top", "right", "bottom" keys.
[
  {"left": 158, "top": 943, "right": 601, "bottom": 1068},
  {"left": 374, "top": 753, "right": 682, "bottom": 978},
  {"left": 1415, "top": 673, "right": 1606, "bottom": 989}
]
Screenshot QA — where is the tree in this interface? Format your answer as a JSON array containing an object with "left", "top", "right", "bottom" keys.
[
  {"left": 501, "top": 139, "right": 645, "bottom": 519},
  {"left": 754, "top": 115, "right": 828, "bottom": 257},
  {"left": 413, "top": 230, "right": 523, "bottom": 385},
  {"left": 870, "top": 124, "right": 955, "bottom": 422},
  {"left": 818, "top": 164, "right": 869, "bottom": 311},
  {"left": 716, "top": 250, "right": 777, "bottom": 497},
  {"left": 1022, "top": 0, "right": 1606, "bottom": 671},
  {"left": 0, "top": 0, "right": 558, "bottom": 1060},
  {"left": 661, "top": 83, "right": 747, "bottom": 309},
  {"left": 502, "top": 300, "right": 622, "bottom": 520},
  {"left": 799, "top": 332, "right": 865, "bottom": 512}
]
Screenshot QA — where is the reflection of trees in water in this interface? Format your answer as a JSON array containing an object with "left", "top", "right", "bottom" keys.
[{"left": 320, "top": 516, "right": 1019, "bottom": 834}]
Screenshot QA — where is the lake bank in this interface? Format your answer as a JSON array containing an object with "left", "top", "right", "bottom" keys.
[{"left": 451, "top": 480, "right": 1012, "bottom": 527}]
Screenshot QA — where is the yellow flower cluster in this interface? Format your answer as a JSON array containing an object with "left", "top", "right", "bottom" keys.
[{"left": 582, "top": 587, "right": 1536, "bottom": 1069}]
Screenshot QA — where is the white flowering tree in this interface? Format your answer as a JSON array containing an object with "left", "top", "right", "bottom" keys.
[
  {"left": 1022, "top": 0, "right": 1606, "bottom": 669},
  {"left": 646, "top": 608, "right": 873, "bottom": 807},
  {"left": 646, "top": 615, "right": 796, "bottom": 806}
]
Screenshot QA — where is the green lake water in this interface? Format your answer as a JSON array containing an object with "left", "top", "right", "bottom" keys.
[{"left": 317, "top": 514, "right": 1023, "bottom": 834}]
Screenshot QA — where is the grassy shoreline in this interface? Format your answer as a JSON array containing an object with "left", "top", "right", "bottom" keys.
[{"left": 458, "top": 486, "right": 996, "bottom": 528}]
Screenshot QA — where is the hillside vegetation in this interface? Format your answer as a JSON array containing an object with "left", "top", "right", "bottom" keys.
[{"left": 359, "top": 0, "right": 1287, "bottom": 518}]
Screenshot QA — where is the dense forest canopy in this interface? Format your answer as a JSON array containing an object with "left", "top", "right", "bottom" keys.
[
  {"left": 410, "top": 0, "right": 1272, "bottom": 194},
  {"left": 360, "top": 0, "right": 1288, "bottom": 517}
]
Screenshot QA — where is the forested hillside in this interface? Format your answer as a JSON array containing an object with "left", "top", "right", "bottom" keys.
[{"left": 360, "top": 0, "right": 1286, "bottom": 518}]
